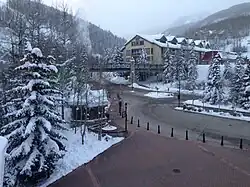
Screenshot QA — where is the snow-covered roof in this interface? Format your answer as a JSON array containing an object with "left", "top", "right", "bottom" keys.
[
  {"left": 166, "top": 36, "right": 176, "bottom": 42},
  {"left": 137, "top": 34, "right": 165, "bottom": 43},
  {"left": 176, "top": 37, "right": 187, "bottom": 43},
  {"left": 124, "top": 34, "right": 211, "bottom": 51},
  {"left": 194, "top": 40, "right": 203, "bottom": 46},
  {"left": 217, "top": 51, "right": 238, "bottom": 60},
  {"left": 153, "top": 40, "right": 181, "bottom": 49},
  {"left": 68, "top": 89, "right": 109, "bottom": 107},
  {"left": 187, "top": 39, "right": 194, "bottom": 44},
  {"left": 193, "top": 46, "right": 210, "bottom": 52}
]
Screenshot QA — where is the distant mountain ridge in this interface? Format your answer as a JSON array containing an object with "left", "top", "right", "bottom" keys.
[{"left": 164, "top": 2, "right": 250, "bottom": 38}]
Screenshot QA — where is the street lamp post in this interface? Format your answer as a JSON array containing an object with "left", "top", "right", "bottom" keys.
[{"left": 130, "top": 58, "right": 135, "bottom": 91}]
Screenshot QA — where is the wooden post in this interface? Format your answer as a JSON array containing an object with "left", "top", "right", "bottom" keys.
[
  {"left": 147, "top": 122, "right": 149, "bottom": 131},
  {"left": 203, "top": 133, "right": 206, "bottom": 143},
  {"left": 185, "top": 130, "right": 188, "bottom": 140},
  {"left": 221, "top": 136, "right": 224, "bottom": 146},
  {"left": 240, "top": 139, "right": 243, "bottom": 149},
  {"left": 158, "top": 125, "right": 160, "bottom": 134},
  {"left": 137, "top": 119, "right": 140, "bottom": 127},
  {"left": 171, "top": 128, "right": 174, "bottom": 137}
]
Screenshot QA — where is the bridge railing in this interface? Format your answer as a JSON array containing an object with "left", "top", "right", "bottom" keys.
[{"left": 88, "top": 63, "right": 164, "bottom": 72}]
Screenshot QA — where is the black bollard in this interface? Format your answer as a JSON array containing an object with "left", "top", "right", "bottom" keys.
[
  {"left": 221, "top": 136, "right": 224, "bottom": 146},
  {"left": 202, "top": 133, "right": 206, "bottom": 143},
  {"left": 125, "top": 103, "right": 128, "bottom": 120},
  {"left": 185, "top": 130, "right": 188, "bottom": 140},
  {"left": 147, "top": 122, "right": 149, "bottom": 131},
  {"left": 119, "top": 100, "right": 122, "bottom": 116},
  {"left": 137, "top": 119, "right": 140, "bottom": 127},
  {"left": 171, "top": 128, "right": 174, "bottom": 137},
  {"left": 158, "top": 125, "right": 160, "bottom": 134},
  {"left": 240, "top": 139, "right": 243, "bottom": 149},
  {"left": 130, "top": 116, "right": 133, "bottom": 124}
]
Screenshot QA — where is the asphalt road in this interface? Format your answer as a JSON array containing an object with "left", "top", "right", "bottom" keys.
[{"left": 107, "top": 83, "right": 250, "bottom": 147}]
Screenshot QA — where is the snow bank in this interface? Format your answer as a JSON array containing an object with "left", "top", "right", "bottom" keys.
[
  {"left": 31, "top": 48, "right": 43, "bottom": 57},
  {"left": 40, "top": 129, "right": 123, "bottom": 187},
  {"left": 144, "top": 92, "right": 174, "bottom": 99},
  {"left": 109, "top": 76, "right": 129, "bottom": 85},
  {"left": 140, "top": 82, "right": 204, "bottom": 96},
  {"left": 102, "top": 125, "right": 117, "bottom": 131},
  {"left": 175, "top": 107, "right": 250, "bottom": 122},
  {"left": 104, "top": 73, "right": 129, "bottom": 85},
  {"left": 129, "top": 83, "right": 152, "bottom": 90},
  {"left": 0, "top": 137, "right": 7, "bottom": 187},
  {"left": 184, "top": 100, "right": 250, "bottom": 113}
]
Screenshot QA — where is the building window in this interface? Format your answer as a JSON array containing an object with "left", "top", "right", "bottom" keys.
[
  {"left": 126, "top": 50, "right": 131, "bottom": 56},
  {"left": 151, "top": 48, "right": 154, "bottom": 54},
  {"left": 131, "top": 42, "right": 135, "bottom": 46},
  {"left": 145, "top": 48, "right": 150, "bottom": 55},
  {"left": 131, "top": 49, "right": 142, "bottom": 56},
  {"left": 140, "top": 40, "right": 144, "bottom": 45},
  {"left": 151, "top": 56, "right": 154, "bottom": 61},
  {"left": 146, "top": 56, "right": 150, "bottom": 61}
]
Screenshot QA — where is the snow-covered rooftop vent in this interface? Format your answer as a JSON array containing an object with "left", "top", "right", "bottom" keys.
[{"left": 31, "top": 48, "right": 43, "bottom": 58}]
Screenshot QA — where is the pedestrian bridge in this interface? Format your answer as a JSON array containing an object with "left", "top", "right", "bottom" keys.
[{"left": 88, "top": 63, "right": 164, "bottom": 72}]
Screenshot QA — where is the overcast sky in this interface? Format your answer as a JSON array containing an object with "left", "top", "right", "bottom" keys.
[{"left": 45, "top": 0, "right": 250, "bottom": 37}]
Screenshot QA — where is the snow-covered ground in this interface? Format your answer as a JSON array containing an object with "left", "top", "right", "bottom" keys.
[
  {"left": 184, "top": 100, "right": 250, "bottom": 113},
  {"left": 144, "top": 92, "right": 174, "bottom": 99},
  {"left": 175, "top": 107, "right": 250, "bottom": 122},
  {"left": 104, "top": 73, "right": 129, "bottom": 85},
  {"left": 129, "top": 83, "right": 152, "bottom": 91},
  {"left": 40, "top": 129, "right": 123, "bottom": 187},
  {"left": 139, "top": 82, "right": 204, "bottom": 96}
]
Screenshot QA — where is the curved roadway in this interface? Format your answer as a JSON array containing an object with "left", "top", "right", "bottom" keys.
[{"left": 108, "top": 83, "right": 250, "bottom": 146}]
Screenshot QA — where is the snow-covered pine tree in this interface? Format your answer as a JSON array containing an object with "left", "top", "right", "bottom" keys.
[
  {"left": 176, "top": 47, "right": 187, "bottom": 81},
  {"left": 103, "top": 48, "right": 113, "bottom": 64},
  {"left": 112, "top": 47, "right": 124, "bottom": 64},
  {"left": 137, "top": 48, "right": 148, "bottom": 64},
  {"left": 229, "top": 56, "right": 245, "bottom": 106},
  {"left": 1, "top": 47, "right": 67, "bottom": 187},
  {"left": 240, "top": 62, "right": 250, "bottom": 109},
  {"left": 186, "top": 48, "right": 198, "bottom": 90},
  {"left": 203, "top": 54, "right": 223, "bottom": 104},
  {"left": 163, "top": 47, "right": 176, "bottom": 83},
  {"left": 222, "top": 60, "right": 234, "bottom": 87}
]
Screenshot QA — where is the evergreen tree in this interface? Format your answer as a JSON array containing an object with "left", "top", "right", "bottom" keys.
[
  {"left": 112, "top": 47, "right": 124, "bottom": 64},
  {"left": 229, "top": 56, "right": 245, "bottom": 106},
  {"left": 203, "top": 54, "right": 224, "bottom": 104},
  {"left": 137, "top": 48, "right": 148, "bottom": 64},
  {"left": 222, "top": 60, "right": 234, "bottom": 87},
  {"left": 1, "top": 48, "right": 67, "bottom": 187},
  {"left": 240, "top": 62, "right": 250, "bottom": 109},
  {"left": 186, "top": 48, "right": 198, "bottom": 90},
  {"left": 103, "top": 48, "right": 113, "bottom": 64},
  {"left": 163, "top": 48, "right": 176, "bottom": 83}
]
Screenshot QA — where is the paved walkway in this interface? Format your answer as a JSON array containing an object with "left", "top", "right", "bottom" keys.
[
  {"left": 50, "top": 130, "right": 250, "bottom": 187},
  {"left": 49, "top": 86, "right": 250, "bottom": 187}
]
